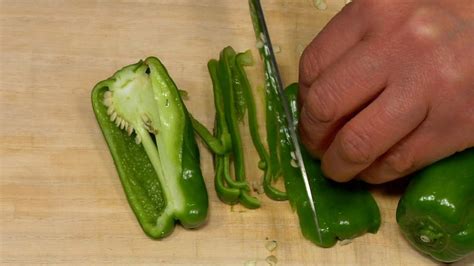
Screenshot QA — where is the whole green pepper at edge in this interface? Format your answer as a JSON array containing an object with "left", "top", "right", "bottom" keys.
[
  {"left": 91, "top": 57, "right": 208, "bottom": 239},
  {"left": 280, "top": 83, "right": 381, "bottom": 247},
  {"left": 397, "top": 148, "right": 474, "bottom": 263}
]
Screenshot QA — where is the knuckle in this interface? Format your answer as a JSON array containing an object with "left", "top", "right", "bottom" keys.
[
  {"left": 359, "top": 163, "right": 397, "bottom": 184},
  {"left": 298, "top": 122, "right": 325, "bottom": 158},
  {"left": 384, "top": 149, "right": 415, "bottom": 175},
  {"left": 404, "top": 9, "right": 442, "bottom": 47},
  {"left": 355, "top": 0, "right": 375, "bottom": 7},
  {"left": 459, "top": 108, "right": 474, "bottom": 148},
  {"left": 433, "top": 51, "right": 469, "bottom": 88},
  {"left": 304, "top": 86, "right": 336, "bottom": 123},
  {"left": 356, "top": 0, "right": 387, "bottom": 13},
  {"left": 297, "top": 86, "right": 308, "bottom": 109},
  {"left": 299, "top": 44, "right": 329, "bottom": 86},
  {"left": 355, "top": 0, "right": 378, "bottom": 8},
  {"left": 299, "top": 114, "right": 331, "bottom": 157},
  {"left": 338, "top": 125, "right": 373, "bottom": 164},
  {"left": 299, "top": 47, "right": 322, "bottom": 86},
  {"left": 468, "top": 106, "right": 474, "bottom": 130},
  {"left": 299, "top": 109, "right": 338, "bottom": 158},
  {"left": 359, "top": 172, "right": 385, "bottom": 184}
]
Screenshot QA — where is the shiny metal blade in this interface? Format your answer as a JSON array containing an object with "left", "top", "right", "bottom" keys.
[{"left": 249, "top": 0, "right": 322, "bottom": 242}]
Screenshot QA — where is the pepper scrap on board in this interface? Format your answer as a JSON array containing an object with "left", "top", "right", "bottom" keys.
[{"left": 191, "top": 46, "right": 279, "bottom": 208}]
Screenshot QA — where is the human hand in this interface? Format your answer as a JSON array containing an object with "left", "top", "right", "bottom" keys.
[{"left": 298, "top": 0, "right": 474, "bottom": 183}]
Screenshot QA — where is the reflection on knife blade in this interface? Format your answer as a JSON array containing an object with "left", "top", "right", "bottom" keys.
[{"left": 248, "top": 0, "right": 323, "bottom": 242}]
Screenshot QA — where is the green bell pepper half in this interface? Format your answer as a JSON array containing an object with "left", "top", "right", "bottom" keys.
[
  {"left": 397, "top": 148, "right": 474, "bottom": 263},
  {"left": 91, "top": 57, "right": 208, "bottom": 239}
]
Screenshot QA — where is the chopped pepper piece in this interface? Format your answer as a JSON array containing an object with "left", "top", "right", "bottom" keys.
[
  {"left": 192, "top": 47, "right": 269, "bottom": 208},
  {"left": 91, "top": 57, "right": 208, "bottom": 238},
  {"left": 279, "top": 84, "right": 381, "bottom": 247}
]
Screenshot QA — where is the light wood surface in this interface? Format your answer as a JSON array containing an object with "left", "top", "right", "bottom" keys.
[{"left": 1, "top": 0, "right": 472, "bottom": 265}]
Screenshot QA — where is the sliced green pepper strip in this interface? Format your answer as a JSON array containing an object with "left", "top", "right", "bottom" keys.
[
  {"left": 212, "top": 109, "right": 242, "bottom": 203},
  {"left": 219, "top": 47, "right": 245, "bottom": 182},
  {"left": 397, "top": 148, "right": 474, "bottom": 263},
  {"left": 190, "top": 115, "right": 228, "bottom": 155},
  {"left": 190, "top": 60, "right": 232, "bottom": 156},
  {"left": 219, "top": 47, "right": 261, "bottom": 207},
  {"left": 196, "top": 59, "right": 233, "bottom": 153},
  {"left": 265, "top": 86, "right": 282, "bottom": 182},
  {"left": 235, "top": 50, "right": 287, "bottom": 201},
  {"left": 211, "top": 60, "right": 249, "bottom": 189},
  {"left": 214, "top": 155, "right": 241, "bottom": 204},
  {"left": 240, "top": 190, "right": 262, "bottom": 209},
  {"left": 222, "top": 154, "right": 249, "bottom": 190},
  {"left": 232, "top": 66, "right": 247, "bottom": 122},
  {"left": 91, "top": 57, "right": 208, "bottom": 239},
  {"left": 280, "top": 84, "right": 381, "bottom": 248},
  {"left": 248, "top": 0, "right": 282, "bottom": 182},
  {"left": 191, "top": 51, "right": 258, "bottom": 206},
  {"left": 191, "top": 47, "right": 261, "bottom": 208},
  {"left": 216, "top": 114, "right": 248, "bottom": 191}
]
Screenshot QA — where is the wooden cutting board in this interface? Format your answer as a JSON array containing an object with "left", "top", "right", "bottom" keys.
[{"left": 1, "top": 0, "right": 472, "bottom": 265}]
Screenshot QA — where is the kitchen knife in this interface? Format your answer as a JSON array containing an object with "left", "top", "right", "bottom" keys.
[{"left": 248, "top": 0, "right": 323, "bottom": 242}]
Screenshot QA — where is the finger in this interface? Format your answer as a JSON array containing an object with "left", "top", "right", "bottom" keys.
[
  {"left": 320, "top": 84, "right": 429, "bottom": 182},
  {"left": 359, "top": 108, "right": 474, "bottom": 184},
  {"left": 299, "top": 39, "right": 390, "bottom": 157},
  {"left": 298, "top": 2, "right": 368, "bottom": 103},
  {"left": 299, "top": 116, "right": 346, "bottom": 159}
]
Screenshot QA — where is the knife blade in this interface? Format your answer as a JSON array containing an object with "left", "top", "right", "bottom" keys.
[{"left": 248, "top": 0, "right": 322, "bottom": 242}]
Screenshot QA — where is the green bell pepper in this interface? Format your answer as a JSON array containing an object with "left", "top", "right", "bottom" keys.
[
  {"left": 280, "top": 84, "right": 381, "bottom": 247},
  {"left": 91, "top": 57, "right": 208, "bottom": 239},
  {"left": 397, "top": 148, "right": 474, "bottom": 262}
]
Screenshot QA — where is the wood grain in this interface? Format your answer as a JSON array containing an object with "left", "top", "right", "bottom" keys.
[{"left": 1, "top": 0, "right": 472, "bottom": 265}]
